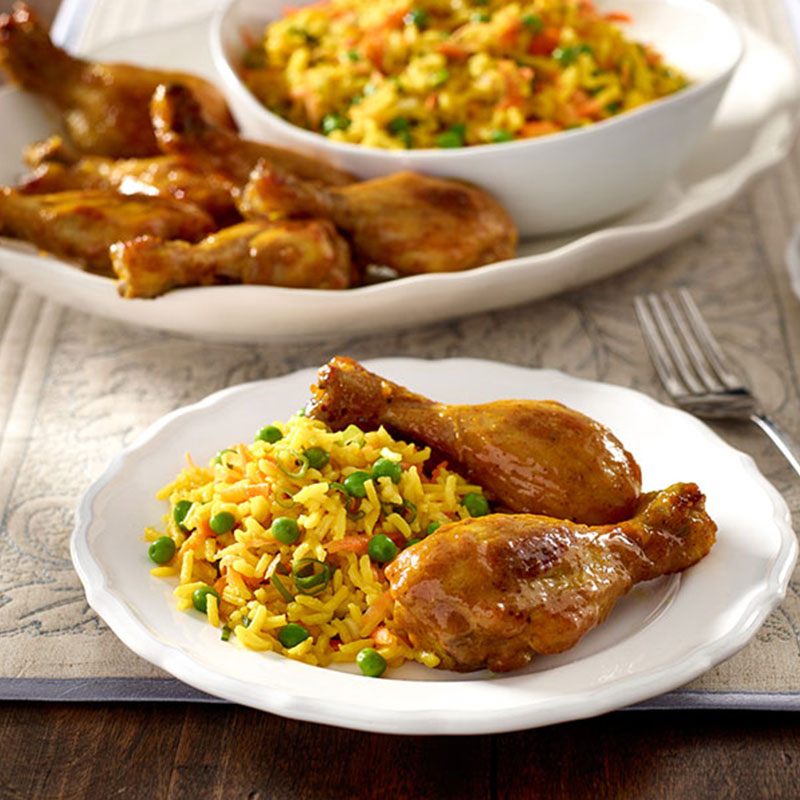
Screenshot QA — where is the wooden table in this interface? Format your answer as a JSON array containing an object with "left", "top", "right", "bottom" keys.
[{"left": 2, "top": 1, "right": 800, "bottom": 796}]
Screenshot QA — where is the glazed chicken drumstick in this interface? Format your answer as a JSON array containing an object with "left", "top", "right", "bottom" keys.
[
  {"left": 110, "top": 219, "right": 353, "bottom": 297},
  {"left": 385, "top": 482, "right": 716, "bottom": 673},
  {"left": 307, "top": 357, "right": 641, "bottom": 524},
  {"left": 0, "top": 3, "right": 235, "bottom": 158},
  {"left": 19, "top": 136, "right": 238, "bottom": 224},
  {"left": 0, "top": 188, "right": 214, "bottom": 274},
  {"left": 150, "top": 83, "right": 354, "bottom": 188},
  {"left": 239, "top": 161, "right": 518, "bottom": 274}
]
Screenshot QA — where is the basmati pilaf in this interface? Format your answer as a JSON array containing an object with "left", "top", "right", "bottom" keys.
[
  {"left": 241, "top": 0, "right": 689, "bottom": 149},
  {"left": 145, "top": 413, "right": 490, "bottom": 673}
]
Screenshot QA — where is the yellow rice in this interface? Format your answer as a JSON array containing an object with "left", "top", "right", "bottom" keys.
[
  {"left": 145, "top": 412, "right": 489, "bottom": 673},
  {"left": 242, "top": 0, "right": 688, "bottom": 148}
]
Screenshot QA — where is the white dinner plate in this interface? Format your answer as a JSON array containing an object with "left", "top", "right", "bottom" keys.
[
  {"left": 70, "top": 359, "right": 797, "bottom": 734},
  {"left": 0, "top": 18, "right": 798, "bottom": 341}
]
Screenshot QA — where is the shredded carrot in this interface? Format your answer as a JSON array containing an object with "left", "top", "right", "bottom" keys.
[
  {"left": 326, "top": 535, "right": 370, "bottom": 554},
  {"left": 527, "top": 28, "right": 560, "bottom": 56},
  {"left": 371, "top": 625, "right": 395, "bottom": 647},
  {"left": 605, "top": 11, "right": 632, "bottom": 22},
  {"left": 237, "top": 443, "right": 251, "bottom": 463},
  {"left": 521, "top": 120, "right": 561, "bottom": 137},
  {"left": 359, "top": 591, "right": 392, "bottom": 635},
  {"left": 436, "top": 41, "right": 470, "bottom": 60},
  {"left": 431, "top": 461, "right": 449, "bottom": 481},
  {"left": 213, "top": 576, "right": 227, "bottom": 595},
  {"left": 425, "top": 93, "right": 438, "bottom": 110},
  {"left": 499, "top": 19, "right": 521, "bottom": 48}
]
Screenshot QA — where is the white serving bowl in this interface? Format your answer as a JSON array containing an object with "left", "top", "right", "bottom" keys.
[{"left": 212, "top": 0, "right": 741, "bottom": 237}]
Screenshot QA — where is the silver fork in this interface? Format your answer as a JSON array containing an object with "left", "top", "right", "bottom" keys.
[{"left": 634, "top": 288, "right": 800, "bottom": 478}]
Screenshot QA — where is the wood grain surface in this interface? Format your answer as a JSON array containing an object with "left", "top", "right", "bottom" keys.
[
  {"left": 2, "top": 2, "right": 800, "bottom": 798},
  {"left": 1, "top": 703, "right": 800, "bottom": 799}
]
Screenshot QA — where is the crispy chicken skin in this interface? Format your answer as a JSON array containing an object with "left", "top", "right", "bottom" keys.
[
  {"left": 239, "top": 162, "right": 518, "bottom": 274},
  {"left": 0, "top": 3, "right": 235, "bottom": 158},
  {"left": 150, "top": 83, "right": 354, "bottom": 188},
  {"left": 19, "top": 136, "right": 238, "bottom": 224},
  {"left": 386, "top": 483, "right": 716, "bottom": 672},
  {"left": 111, "top": 219, "right": 353, "bottom": 298},
  {"left": 0, "top": 188, "right": 214, "bottom": 274},
  {"left": 307, "top": 357, "right": 642, "bottom": 523}
]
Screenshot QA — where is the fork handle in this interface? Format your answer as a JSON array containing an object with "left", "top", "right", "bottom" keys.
[{"left": 750, "top": 413, "right": 800, "bottom": 478}]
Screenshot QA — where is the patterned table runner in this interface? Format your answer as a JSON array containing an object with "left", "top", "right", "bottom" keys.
[{"left": 0, "top": 0, "right": 799, "bottom": 706}]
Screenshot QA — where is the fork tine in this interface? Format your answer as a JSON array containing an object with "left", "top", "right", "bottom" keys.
[
  {"left": 661, "top": 292, "right": 725, "bottom": 394},
  {"left": 633, "top": 295, "right": 689, "bottom": 398},
  {"left": 643, "top": 293, "right": 707, "bottom": 395},
  {"left": 676, "top": 288, "right": 746, "bottom": 391}
]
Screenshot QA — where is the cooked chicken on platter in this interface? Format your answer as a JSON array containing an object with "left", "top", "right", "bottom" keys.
[
  {"left": 0, "top": 188, "right": 214, "bottom": 274},
  {"left": 111, "top": 219, "right": 353, "bottom": 297},
  {"left": 19, "top": 135, "right": 238, "bottom": 224},
  {"left": 307, "top": 357, "right": 641, "bottom": 524},
  {"left": 150, "top": 83, "right": 354, "bottom": 189},
  {"left": 239, "top": 162, "right": 518, "bottom": 275},
  {"left": 0, "top": 3, "right": 235, "bottom": 158},
  {"left": 386, "top": 482, "right": 716, "bottom": 672}
]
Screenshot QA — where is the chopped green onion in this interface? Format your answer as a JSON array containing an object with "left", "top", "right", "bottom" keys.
[
  {"left": 388, "top": 116, "right": 410, "bottom": 133},
  {"left": 339, "top": 424, "right": 366, "bottom": 446},
  {"left": 404, "top": 8, "right": 428, "bottom": 28},
  {"left": 214, "top": 448, "right": 236, "bottom": 466},
  {"left": 426, "top": 521, "right": 441, "bottom": 535},
  {"left": 432, "top": 68, "right": 450, "bottom": 87},
  {"left": 292, "top": 558, "right": 332, "bottom": 595},
  {"left": 271, "top": 574, "right": 294, "bottom": 602},
  {"left": 321, "top": 113, "right": 350, "bottom": 135},
  {"left": 276, "top": 449, "right": 309, "bottom": 479},
  {"left": 400, "top": 499, "right": 417, "bottom": 524},
  {"left": 346, "top": 50, "right": 360, "bottom": 61},
  {"left": 221, "top": 625, "right": 232, "bottom": 641},
  {"left": 278, "top": 623, "right": 311, "bottom": 648},
  {"left": 471, "top": 11, "right": 490, "bottom": 22},
  {"left": 274, "top": 487, "right": 295, "bottom": 508}
]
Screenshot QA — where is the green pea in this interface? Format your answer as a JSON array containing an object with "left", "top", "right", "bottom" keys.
[
  {"left": 371, "top": 457, "right": 402, "bottom": 483},
  {"left": 426, "top": 521, "right": 441, "bottom": 536},
  {"left": 173, "top": 500, "right": 192, "bottom": 530},
  {"left": 356, "top": 647, "right": 387, "bottom": 677},
  {"left": 192, "top": 585, "right": 220, "bottom": 613},
  {"left": 404, "top": 8, "right": 428, "bottom": 28},
  {"left": 491, "top": 129, "right": 514, "bottom": 143},
  {"left": 209, "top": 511, "right": 236, "bottom": 534},
  {"left": 256, "top": 425, "right": 283, "bottom": 443},
  {"left": 463, "top": 492, "right": 490, "bottom": 517},
  {"left": 522, "top": 13, "right": 543, "bottom": 33},
  {"left": 436, "top": 127, "right": 464, "bottom": 148},
  {"left": 278, "top": 623, "right": 311, "bottom": 648},
  {"left": 346, "top": 50, "right": 360, "bottom": 61},
  {"left": 271, "top": 516, "right": 300, "bottom": 545},
  {"left": 148, "top": 536, "right": 176, "bottom": 564},
  {"left": 303, "top": 447, "right": 330, "bottom": 470},
  {"left": 368, "top": 533, "right": 398, "bottom": 563},
  {"left": 343, "top": 471, "right": 371, "bottom": 498},
  {"left": 388, "top": 116, "right": 410, "bottom": 133}
]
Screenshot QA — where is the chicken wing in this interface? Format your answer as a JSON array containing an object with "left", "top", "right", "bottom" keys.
[
  {"left": 111, "top": 219, "right": 352, "bottom": 298},
  {"left": 307, "top": 357, "right": 641, "bottom": 524},
  {"left": 385, "top": 482, "right": 716, "bottom": 672},
  {"left": 0, "top": 3, "right": 235, "bottom": 158},
  {"left": 150, "top": 83, "right": 354, "bottom": 188},
  {"left": 239, "top": 162, "right": 518, "bottom": 274},
  {"left": 0, "top": 188, "right": 214, "bottom": 274},
  {"left": 19, "top": 136, "right": 238, "bottom": 224}
]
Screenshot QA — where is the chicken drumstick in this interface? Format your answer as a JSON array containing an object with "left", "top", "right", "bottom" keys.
[
  {"left": 307, "top": 357, "right": 642, "bottom": 524},
  {"left": 386, "top": 482, "right": 716, "bottom": 672},
  {"left": 0, "top": 3, "right": 235, "bottom": 158}
]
